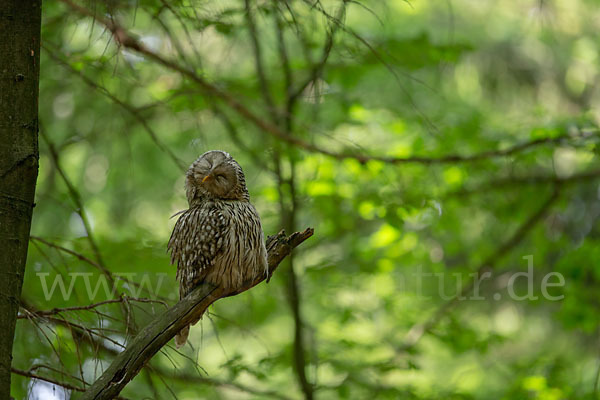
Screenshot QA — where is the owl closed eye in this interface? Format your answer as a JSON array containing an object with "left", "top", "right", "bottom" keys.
[{"left": 185, "top": 150, "right": 247, "bottom": 202}]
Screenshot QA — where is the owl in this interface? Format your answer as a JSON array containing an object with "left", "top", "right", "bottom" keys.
[{"left": 168, "top": 150, "right": 268, "bottom": 348}]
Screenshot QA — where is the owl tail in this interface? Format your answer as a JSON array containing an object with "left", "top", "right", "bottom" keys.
[
  {"left": 175, "top": 325, "right": 190, "bottom": 348},
  {"left": 174, "top": 314, "right": 203, "bottom": 348}
]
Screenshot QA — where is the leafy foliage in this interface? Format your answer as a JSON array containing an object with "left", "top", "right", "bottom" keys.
[{"left": 12, "top": 0, "right": 600, "bottom": 399}]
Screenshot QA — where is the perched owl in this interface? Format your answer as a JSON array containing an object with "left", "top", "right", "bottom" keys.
[{"left": 168, "top": 150, "right": 268, "bottom": 348}]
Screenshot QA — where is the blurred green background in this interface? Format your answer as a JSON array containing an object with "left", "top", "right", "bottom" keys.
[{"left": 13, "top": 0, "right": 600, "bottom": 399}]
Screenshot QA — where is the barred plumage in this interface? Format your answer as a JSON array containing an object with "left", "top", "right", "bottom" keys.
[{"left": 168, "top": 150, "right": 268, "bottom": 348}]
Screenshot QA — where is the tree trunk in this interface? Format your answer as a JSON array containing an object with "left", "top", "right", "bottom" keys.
[{"left": 0, "top": 1, "right": 42, "bottom": 397}]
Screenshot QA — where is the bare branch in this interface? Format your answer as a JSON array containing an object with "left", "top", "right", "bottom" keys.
[
  {"left": 287, "top": 2, "right": 343, "bottom": 108},
  {"left": 304, "top": 0, "right": 441, "bottom": 134},
  {"left": 56, "top": 0, "right": 584, "bottom": 166},
  {"left": 398, "top": 188, "right": 559, "bottom": 353},
  {"left": 20, "top": 303, "right": 293, "bottom": 399},
  {"left": 271, "top": 6, "right": 318, "bottom": 397},
  {"left": 448, "top": 168, "right": 600, "bottom": 197},
  {"left": 18, "top": 296, "right": 167, "bottom": 319},
  {"left": 80, "top": 228, "right": 313, "bottom": 399},
  {"left": 39, "top": 128, "right": 153, "bottom": 336},
  {"left": 26, "top": 313, "right": 127, "bottom": 350},
  {"left": 11, "top": 368, "right": 129, "bottom": 399},
  {"left": 211, "top": 105, "right": 272, "bottom": 172},
  {"left": 38, "top": 128, "right": 112, "bottom": 280},
  {"left": 41, "top": 43, "right": 187, "bottom": 171},
  {"left": 153, "top": 368, "right": 294, "bottom": 400},
  {"left": 595, "top": 353, "right": 600, "bottom": 395},
  {"left": 272, "top": 154, "right": 313, "bottom": 399},
  {"left": 245, "top": 0, "right": 279, "bottom": 122},
  {"left": 30, "top": 235, "right": 102, "bottom": 269},
  {"left": 11, "top": 367, "right": 86, "bottom": 393},
  {"left": 29, "top": 236, "right": 169, "bottom": 302}
]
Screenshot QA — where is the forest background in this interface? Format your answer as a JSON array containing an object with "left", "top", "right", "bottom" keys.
[{"left": 6, "top": 0, "right": 600, "bottom": 399}]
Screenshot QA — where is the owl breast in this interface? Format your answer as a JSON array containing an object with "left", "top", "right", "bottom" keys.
[{"left": 169, "top": 199, "right": 268, "bottom": 298}]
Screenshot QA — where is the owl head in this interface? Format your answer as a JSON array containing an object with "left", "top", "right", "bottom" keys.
[{"left": 185, "top": 150, "right": 249, "bottom": 205}]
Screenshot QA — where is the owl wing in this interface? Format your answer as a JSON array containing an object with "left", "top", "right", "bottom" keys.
[{"left": 167, "top": 205, "right": 228, "bottom": 298}]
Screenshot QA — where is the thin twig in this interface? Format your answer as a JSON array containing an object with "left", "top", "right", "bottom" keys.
[
  {"left": 80, "top": 228, "right": 313, "bottom": 399},
  {"left": 153, "top": 368, "right": 293, "bottom": 400},
  {"left": 56, "top": 0, "right": 584, "bottom": 166},
  {"left": 265, "top": 7, "right": 317, "bottom": 395},
  {"left": 20, "top": 302, "right": 128, "bottom": 349},
  {"left": 398, "top": 188, "right": 560, "bottom": 353},
  {"left": 245, "top": 0, "right": 279, "bottom": 122},
  {"left": 39, "top": 127, "right": 149, "bottom": 337},
  {"left": 38, "top": 128, "right": 111, "bottom": 279},
  {"left": 19, "top": 296, "right": 167, "bottom": 318},
  {"left": 448, "top": 168, "right": 600, "bottom": 197},
  {"left": 11, "top": 367, "right": 85, "bottom": 392},
  {"left": 287, "top": 2, "right": 343, "bottom": 109},
  {"left": 304, "top": 0, "right": 440, "bottom": 135},
  {"left": 30, "top": 235, "right": 103, "bottom": 270},
  {"left": 42, "top": 42, "right": 187, "bottom": 171},
  {"left": 594, "top": 353, "right": 600, "bottom": 395},
  {"left": 29, "top": 236, "right": 170, "bottom": 301},
  {"left": 25, "top": 364, "right": 88, "bottom": 385},
  {"left": 210, "top": 104, "right": 272, "bottom": 172},
  {"left": 11, "top": 367, "right": 129, "bottom": 399}
]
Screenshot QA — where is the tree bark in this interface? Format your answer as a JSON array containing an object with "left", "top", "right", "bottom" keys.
[{"left": 0, "top": 1, "right": 42, "bottom": 398}]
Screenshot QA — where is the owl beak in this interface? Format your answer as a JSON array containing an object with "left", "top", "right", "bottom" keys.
[{"left": 201, "top": 174, "right": 213, "bottom": 183}]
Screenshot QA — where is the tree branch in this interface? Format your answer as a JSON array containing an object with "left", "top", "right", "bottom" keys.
[
  {"left": 11, "top": 368, "right": 129, "bottom": 400},
  {"left": 18, "top": 296, "right": 167, "bottom": 319},
  {"left": 244, "top": 0, "right": 278, "bottom": 122},
  {"left": 397, "top": 188, "right": 559, "bottom": 353},
  {"left": 152, "top": 367, "right": 294, "bottom": 400},
  {"left": 39, "top": 128, "right": 142, "bottom": 336},
  {"left": 20, "top": 302, "right": 293, "bottom": 400},
  {"left": 448, "top": 167, "right": 600, "bottom": 197},
  {"left": 29, "top": 236, "right": 167, "bottom": 301},
  {"left": 41, "top": 42, "right": 187, "bottom": 171},
  {"left": 80, "top": 228, "right": 313, "bottom": 400},
  {"left": 56, "top": 0, "right": 587, "bottom": 166},
  {"left": 12, "top": 367, "right": 86, "bottom": 393},
  {"left": 39, "top": 129, "right": 111, "bottom": 279}
]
